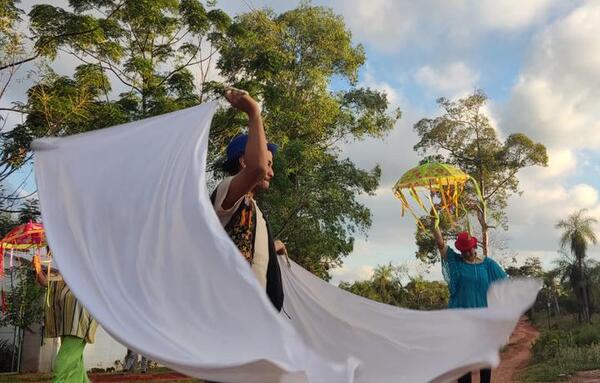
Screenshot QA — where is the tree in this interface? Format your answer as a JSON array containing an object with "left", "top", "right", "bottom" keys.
[
  {"left": 0, "top": 1, "right": 37, "bottom": 213},
  {"left": 0, "top": 261, "right": 45, "bottom": 332},
  {"left": 339, "top": 263, "right": 407, "bottom": 306},
  {"left": 2, "top": 0, "right": 230, "bottom": 212},
  {"left": 211, "top": 5, "right": 400, "bottom": 278},
  {"left": 540, "top": 268, "right": 563, "bottom": 317},
  {"left": 1, "top": 0, "right": 28, "bottom": 89},
  {"left": 586, "top": 263, "right": 600, "bottom": 317},
  {"left": 3, "top": 0, "right": 231, "bottom": 164},
  {"left": 505, "top": 257, "right": 544, "bottom": 278},
  {"left": 28, "top": 0, "right": 230, "bottom": 114},
  {"left": 339, "top": 263, "right": 448, "bottom": 310},
  {"left": 371, "top": 263, "right": 406, "bottom": 304},
  {"left": 0, "top": 211, "right": 18, "bottom": 238},
  {"left": 403, "top": 277, "right": 448, "bottom": 310},
  {"left": 17, "top": 199, "right": 40, "bottom": 223},
  {"left": 505, "top": 256, "right": 545, "bottom": 320},
  {"left": 556, "top": 209, "right": 598, "bottom": 323},
  {"left": 413, "top": 90, "right": 547, "bottom": 260},
  {"left": 4, "top": 3, "right": 398, "bottom": 281}
]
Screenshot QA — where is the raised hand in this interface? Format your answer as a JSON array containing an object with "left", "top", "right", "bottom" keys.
[{"left": 224, "top": 88, "right": 260, "bottom": 116}]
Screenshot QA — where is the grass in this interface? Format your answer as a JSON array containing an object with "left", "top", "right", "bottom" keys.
[
  {"left": 520, "top": 344, "right": 600, "bottom": 381},
  {"left": 519, "top": 314, "right": 600, "bottom": 382},
  {"left": 0, "top": 371, "right": 203, "bottom": 382},
  {"left": 0, "top": 373, "right": 52, "bottom": 382}
]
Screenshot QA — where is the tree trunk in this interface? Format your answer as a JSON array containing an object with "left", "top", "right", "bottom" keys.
[
  {"left": 482, "top": 226, "right": 489, "bottom": 257},
  {"left": 583, "top": 285, "right": 592, "bottom": 323},
  {"left": 577, "top": 258, "right": 591, "bottom": 323},
  {"left": 476, "top": 208, "right": 489, "bottom": 257},
  {"left": 553, "top": 293, "right": 560, "bottom": 316}
]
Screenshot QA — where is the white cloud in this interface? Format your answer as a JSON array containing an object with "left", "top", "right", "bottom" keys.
[
  {"left": 505, "top": 179, "right": 600, "bottom": 254},
  {"left": 502, "top": 1, "right": 600, "bottom": 150},
  {"left": 538, "top": 148, "right": 577, "bottom": 178},
  {"left": 214, "top": 0, "right": 560, "bottom": 52},
  {"left": 415, "top": 62, "right": 479, "bottom": 97},
  {"left": 330, "top": 264, "right": 374, "bottom": 284},
  {"left": 330, "top": 0, "right": 560, "bottom": 52},
  {"left": 477, "top": 0, "right": 557, "bottom": 30},
  {"left": 570, "top": 184, "right": 599, "bottom": 208},
  {"left": 494, "top": 2, "right": 600, "bottom": 269}
]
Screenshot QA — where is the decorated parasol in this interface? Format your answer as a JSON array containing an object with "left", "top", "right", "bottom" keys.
[
  {"left": 0, "top": 222, "right": 49, "bottom": 278},
  {"left": 392, "top": 162, "right": 485, "bottom": 232}
]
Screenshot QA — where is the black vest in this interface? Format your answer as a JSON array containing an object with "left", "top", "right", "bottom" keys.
[{"left": 210, "top": 189, "right": 284, "bottom": 311}]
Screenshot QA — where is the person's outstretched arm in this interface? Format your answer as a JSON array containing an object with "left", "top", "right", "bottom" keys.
[
  {"left": 35, "top": 267, "right": 48, "bottom": 288},
  {"left": 222, "top": 89, "right": 270, "bottom": 210},
  {"left": 432, "top": 224, "right": 448, "bottom": 259}
]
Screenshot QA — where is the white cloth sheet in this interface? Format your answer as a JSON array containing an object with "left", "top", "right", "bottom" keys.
[{"left": 33, "top": 102, "right": 541, "bottom": 382}]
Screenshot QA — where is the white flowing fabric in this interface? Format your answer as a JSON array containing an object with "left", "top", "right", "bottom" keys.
[{"left": 33, "top": 102, "right": 540, "bottom": 383}]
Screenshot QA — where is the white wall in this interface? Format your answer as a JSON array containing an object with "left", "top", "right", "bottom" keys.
[{"left": 83, "top": 326, "right": 127, "bottom": 370}]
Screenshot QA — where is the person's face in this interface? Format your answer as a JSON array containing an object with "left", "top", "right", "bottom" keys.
[
  {"left": 241, "top": 151, "right": 274, "bottom": 192},
  {"left": 462, "top": 247, "right": 477, "bottom": 260}
]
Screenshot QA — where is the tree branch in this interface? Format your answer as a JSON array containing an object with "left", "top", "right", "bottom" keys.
[
  {"left": 0, "top": 107, "right": 27, "bottom": 114},
  {"left": 2, "top": 190, "right": 37, "bottom": 201},
  {"left": 0, "top": 208, "right": 24, "bottom": 214},
  {"left": 0, "top": 54, "right": 40, "bottom": 72},
  {"left": 434, "top": 142, "right": 475, "bottom": 164},
  {"left": 274, "top": 199, "right": 309, "bottom": 238},
  {"left": 1, "top": 1, "right": 125, "bottom": 72},
  {"left": 0, "top": 154, "right": 33, "bottom": 184},
  {"left": 484, "top": 169, "right": 520, "bottom": 200},
  {"left": 62, "top": 47, "right": 141, "bottom": 93},
  {"left": 156, "top": 40, "right": 205, "bottom": 88}
]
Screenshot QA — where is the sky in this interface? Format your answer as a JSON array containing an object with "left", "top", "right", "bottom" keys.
[{"left": 4, "top": 0, "right": 600, "bottom": 284}]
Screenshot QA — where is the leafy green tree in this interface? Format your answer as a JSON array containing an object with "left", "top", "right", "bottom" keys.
[
  {"left": 413, "top": 90, "right": 547, "bottom": 260},
  {"left": 505, "top": 257, "right": 544, "bottom": 278},
  {"left": 540, "top": 268, "right": 564, "bottom": 317},
  {"left": 211, "top": 6, "right": 400, "bottom": 278},
  {"left": 505, "top": 256, "right": 545, "bottom": 320},
  {"left": 0, "top": 0, "right": 27, "bottom": 73},
  {"left": 0, "top": 211, "right": 18, "bottom": 238},
  {"left": 3, "top": 3, "right": 398, "bottom": 281},
  {"left": 339, "top": 263, "right": 448, "bottom": 310},
  {"left": 2, "top": 0, "right": 232, "bottom": 220},
  {"left": 2, "top": 0, "right": 231, "bottom": 168},
  {"left": 339, "top": 263, "right": 407, "bottom": 306},
  {"left": 0, "top": 261, "right": 45, "bottom": 332},
  {"left": 403, "top": 277, "right": 448, "bottom": 310},
  {"left": 17, "top": 199, "right": 40, "bottom": 224},
  {"left": 28, "top": 0, "right": 230, "bottom": 115},
  {"left": 0, "top": 1, "right": 35, "bottom": 213},
  {"left": 556, "top": 209, "right": 598, "bottom": 323}
]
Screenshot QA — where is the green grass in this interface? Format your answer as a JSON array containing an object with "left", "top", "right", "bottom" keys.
[
  {"left": 0, "top": 372, "right": 202, "bottom": 382},
  {"left": 519, "top": 315, "right": 600, "bottom": 382},
  {"left": 520, "top": 344, "right": 600, "bottom": 381},
  {"left": 0, "top": 373, "right": 52, "bottom": 382}
]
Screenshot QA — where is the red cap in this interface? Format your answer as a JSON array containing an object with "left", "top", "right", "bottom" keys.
[{"left": 455, "top": 231, "right": 478, "bottom": 252}]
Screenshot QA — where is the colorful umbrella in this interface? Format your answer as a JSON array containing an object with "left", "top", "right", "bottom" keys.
[
  {"left": 392, "top": 162, "right": 485, "bottom": 232},
  {"left": 0, "top": 222, "right": 48, "bottom": 278},
  {"left": 1, "top": 222, "right": 46, "bottom": 249}
]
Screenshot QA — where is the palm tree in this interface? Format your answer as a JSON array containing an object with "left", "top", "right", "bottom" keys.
[
  {"left": 371, "top": 263, "right": 405, "bottom": 305},
  {"left": 556, "top": 209, "right": 598, "bottom": 323},
  {"left": 542, "top": 269, "right": 562, "bottom": 317}
]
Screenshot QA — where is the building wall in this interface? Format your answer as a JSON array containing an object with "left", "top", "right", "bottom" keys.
[
  {"left": 83, "top": 326, "right": 127, "bottom": 370},
  {"left": 20, "top": 324, "right": 127, "bottom": 373}
]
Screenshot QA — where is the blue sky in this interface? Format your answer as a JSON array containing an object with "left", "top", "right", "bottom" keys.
[{"left": 4, "top": 0, "right": 600, "bottom": 284}]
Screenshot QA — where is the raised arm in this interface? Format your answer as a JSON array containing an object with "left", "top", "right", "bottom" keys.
[
  {"left": 432, "top": 223, "right": 448, "bottom": 260},
  {"left": 222, "top": 89, "right": 270, "bottom": 210},
  {"left": 35, "top": 267, "right": 48, "bottom": 288}
]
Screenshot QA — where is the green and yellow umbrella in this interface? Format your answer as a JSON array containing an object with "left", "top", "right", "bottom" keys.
[{"left": 392, "top": 162, "right": 484, "bottom": 232}]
